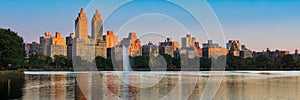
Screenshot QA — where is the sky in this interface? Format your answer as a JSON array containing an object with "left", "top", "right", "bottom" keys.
[{"left": 0, "top": 0, "right": 300, "bottom": 52}]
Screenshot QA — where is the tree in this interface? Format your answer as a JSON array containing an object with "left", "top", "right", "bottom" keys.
[
  {"left": 226, "top": 54, "right": 245, "bottom": 69},
  {"left": 28, "top": 53, "right": 52, "bottom": 68},
  {"left": 281, "top": 55, "right": 296, "bottom": 69},
  {"left": 273, "top": 56, "right": 283, "bottom": 68},
  {"left": 243, "top": 57, "right": 255, "bottom": 69},
  {"left": 162, "top": 54, "right": 173, "bottom": 67},
  {"left": 200, "top": 57, "right": 211, "bottom": 69},
  {"left": 296, "top": 57, "right": 300, "bottom": 69},
  {"left": 132, "top": 56, "right": 149, "bottom": 69},
  {"left": 0, "top": 28, "right": 25, "bottom": 69},
  {"left": 95, "top": 56, "right": 108, "bottom": 69},
  {"left": 255, "top": 55, "right": 274, "bottom": 69},
  {"left": 53, "top": 55, "right": 67, "bottom": 68}
]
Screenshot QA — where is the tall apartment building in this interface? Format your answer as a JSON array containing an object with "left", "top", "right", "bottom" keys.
[
  {"left": 159, "top": 38, "right": 179, "bottom": 57},
  {"left": 202, "top": 40, "right": 228, "bottom": 58},
  {"left": 73, "top": 8, "right": 107, "bottom": 61},
  {"left": 40, "top": 32, "right": 52, "bottom": 56},
  {"left": 49, "top": 32, "right": 67, "bottom": 58},
  {"left": 180, "top": 34, "right": 202, "bottom": 58},
  {"left": 121, "top": 32, "right": 141, "bottom": 57}
]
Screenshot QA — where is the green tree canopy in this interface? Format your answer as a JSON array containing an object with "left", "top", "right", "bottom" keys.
[
  {"left": 281, "top": 55, "right": 296, "bottom": 69},
  {"left": 255, "top": 55, "right": 274, "bottom": 68},
  {"left": 0, "top": 28, "right": 25, "bottom": 69}
]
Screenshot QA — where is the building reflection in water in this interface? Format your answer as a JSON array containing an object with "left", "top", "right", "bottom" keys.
[
  {"left": 22, "top": 74, "right": 75, "bottom": 100},
  {"left": 18, "top": 72, "right": 300, "bottom": 100}
]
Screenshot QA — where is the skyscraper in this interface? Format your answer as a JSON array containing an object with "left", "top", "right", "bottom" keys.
[
  {"left": 73, "top": 8, "right": 106, "bottom": 61},
  {"left": 75, "top": 8, "right": 88, "bottom": 38}
]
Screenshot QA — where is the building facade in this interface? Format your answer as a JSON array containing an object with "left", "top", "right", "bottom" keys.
[
  {"left": 73, "top": 8, "right": 107, "bottom": 61},
  {"left": 39, "top": 32, "right": 52, "bottom": 56},
  {"left": 49, "top": 32, "right": 67, "bottom": 58},
  {"left": 142, "top": 42, "right": 159, "bottom": 57},
  {"left": 159, "top": 38, "right": 179, "bottom": 57},
  {"left": 202, "top": 40, "right": 228, "bottom": 58},
  {"left": 121, "top": 32, "right": 141, "bottom": 57}
]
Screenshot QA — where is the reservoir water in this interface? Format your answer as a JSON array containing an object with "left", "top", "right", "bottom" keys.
[{"left": 1, "top": 71, "right": 300, "bottom": 100}]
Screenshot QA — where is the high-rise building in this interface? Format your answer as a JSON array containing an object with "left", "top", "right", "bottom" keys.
[
  {"left": 180, "top": 34, "right": 202, "bottom": 58},
  {"left": 181, "top": 34, "right": 197, "bottom": 48},
  {"left": 240, "top": 45, "right": 252, "bottom": 58},
  {"left": 142, "top": 42, "right": 159, "bottom": 57},
  {"left": 227, "top": 40, "right": 242, "bottom": 56},
  {"left": 295, "top": 49, "right": 299, "bottom": 58},
  {"left": 24, "top": 42, "right": 40, "bottom": 58},
  {"left": 104, "top": 31, "right": 119, "bottom": 48},
  {"left": 91, "top": 9, "right": 103, "bottom": 40},
  {"left": 104, "top": 31, "right": 119, "bottom": 58},
  {"left": 66, "top": 33, "right": 75, "bottom": 59},
  {"left": 75, "top": 8, "right": 88, "bottom": 38},
  {"left": 73, "top": 8, "right": 107, "bottom": 61},
  {"left": 93, "top": 9, "right": 107, "bottom": 58},
  {"left": 202, "top": 40, "right": 228, "bottom": 58},
  {"left": 121, "top": 32, "right": 141, "bottom": 57},
  {"left": 159, "top": 38, "right": 179, "bottom": 57},
  {"left": 40, "top": 32, "right": 52, "bottom": 56},
  {"left": 49, "top": 32, "right": 67, "bottom": 58}
]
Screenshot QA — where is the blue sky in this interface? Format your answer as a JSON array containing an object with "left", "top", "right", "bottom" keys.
[{"left": 0, "top": 0, "right": 300, "bottom": 52}]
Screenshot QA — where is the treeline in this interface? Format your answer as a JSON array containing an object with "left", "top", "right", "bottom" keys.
[
  {"left": 226, "top": 54, "right": 300, "bottom": 70},
  {"left": 24, "top": 54, "right": 73, "bottom": 71}
]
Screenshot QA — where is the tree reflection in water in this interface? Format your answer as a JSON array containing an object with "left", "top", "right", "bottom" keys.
[{"left": 0, "top": 71, "right": 25, "bottom": 99}]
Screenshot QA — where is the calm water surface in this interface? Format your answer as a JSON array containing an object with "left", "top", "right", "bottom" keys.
[{"left": 2, "top": 71, "right": 300, "bottom": 100}]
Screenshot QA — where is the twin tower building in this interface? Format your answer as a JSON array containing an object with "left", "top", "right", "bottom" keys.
[
  {"left": 73, "top": 8, "right": 107, "bottom": 61},
  {"left": 40, "top": 8, "right": 119, "bottom": 61}
]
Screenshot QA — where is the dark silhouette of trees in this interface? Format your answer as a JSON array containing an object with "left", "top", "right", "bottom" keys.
[
  {"left": 281, "top": 55, "right": 296, "bottom": 69},
  {"left": 255, "top": 55, "right": 274, "bottom": 69},
  {"left": 0, "top": 28, "right": 25, "bottom": 69}
]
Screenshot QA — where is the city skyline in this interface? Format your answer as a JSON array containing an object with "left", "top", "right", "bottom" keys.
[{"left": 1, "top": 0, "right": 300, "bottom": 52}]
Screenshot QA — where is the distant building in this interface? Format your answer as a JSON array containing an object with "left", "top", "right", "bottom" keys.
[
  {"left": 24, "top": 42, "right": 40, "bottom": 58},
  {"left": 73, "top": 8, "right": 106, "bottom": 61},
  {"left": 49, "top": 32, "right": 67, "bottom": 58},
  {"left": 227, "top": 40, "right": 242, "bottom": 56},
  {"left": 202, "top": 40, "right": 228, "bottom": 58},
  {"left": 159, "top": 38, "right": 179, "bottom": 57},
  {"left": 104, "top": 31, "right": 119, "bottom": 58},
  {"left": 226, "top": 40, "right": 253, "bottom": 58},
  {"left": 181, "top": 34, "right": 196, "bottom": 48},
  {"left": 180, "top": 34, "right": 202, "bottom": 58},
  {"left": 121, "top": 32, "right": 141, "bottom": 57},
  {"left": 104, "top": 31, "right": 119, "bottom": 48},
  {"left": 295, "top": 49, "right": 299, "bottom": 58},
  {"left": 66, "top": 33, "right": 75, "bottom": 59},
  {"left": 142, "top": 42, "right": 159, "bottom": 57},
  {"left": 24, "top": 43, "right": 30, "bottom": 58},
  {"left": 39, "top": 32, "right": 52, "bottom": 56},
  {"left": 240, "top": 45, "right": 252, "bottom": 58},
  {"left": 253, "top": 48, "right": 290, "bottom": 59}
]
